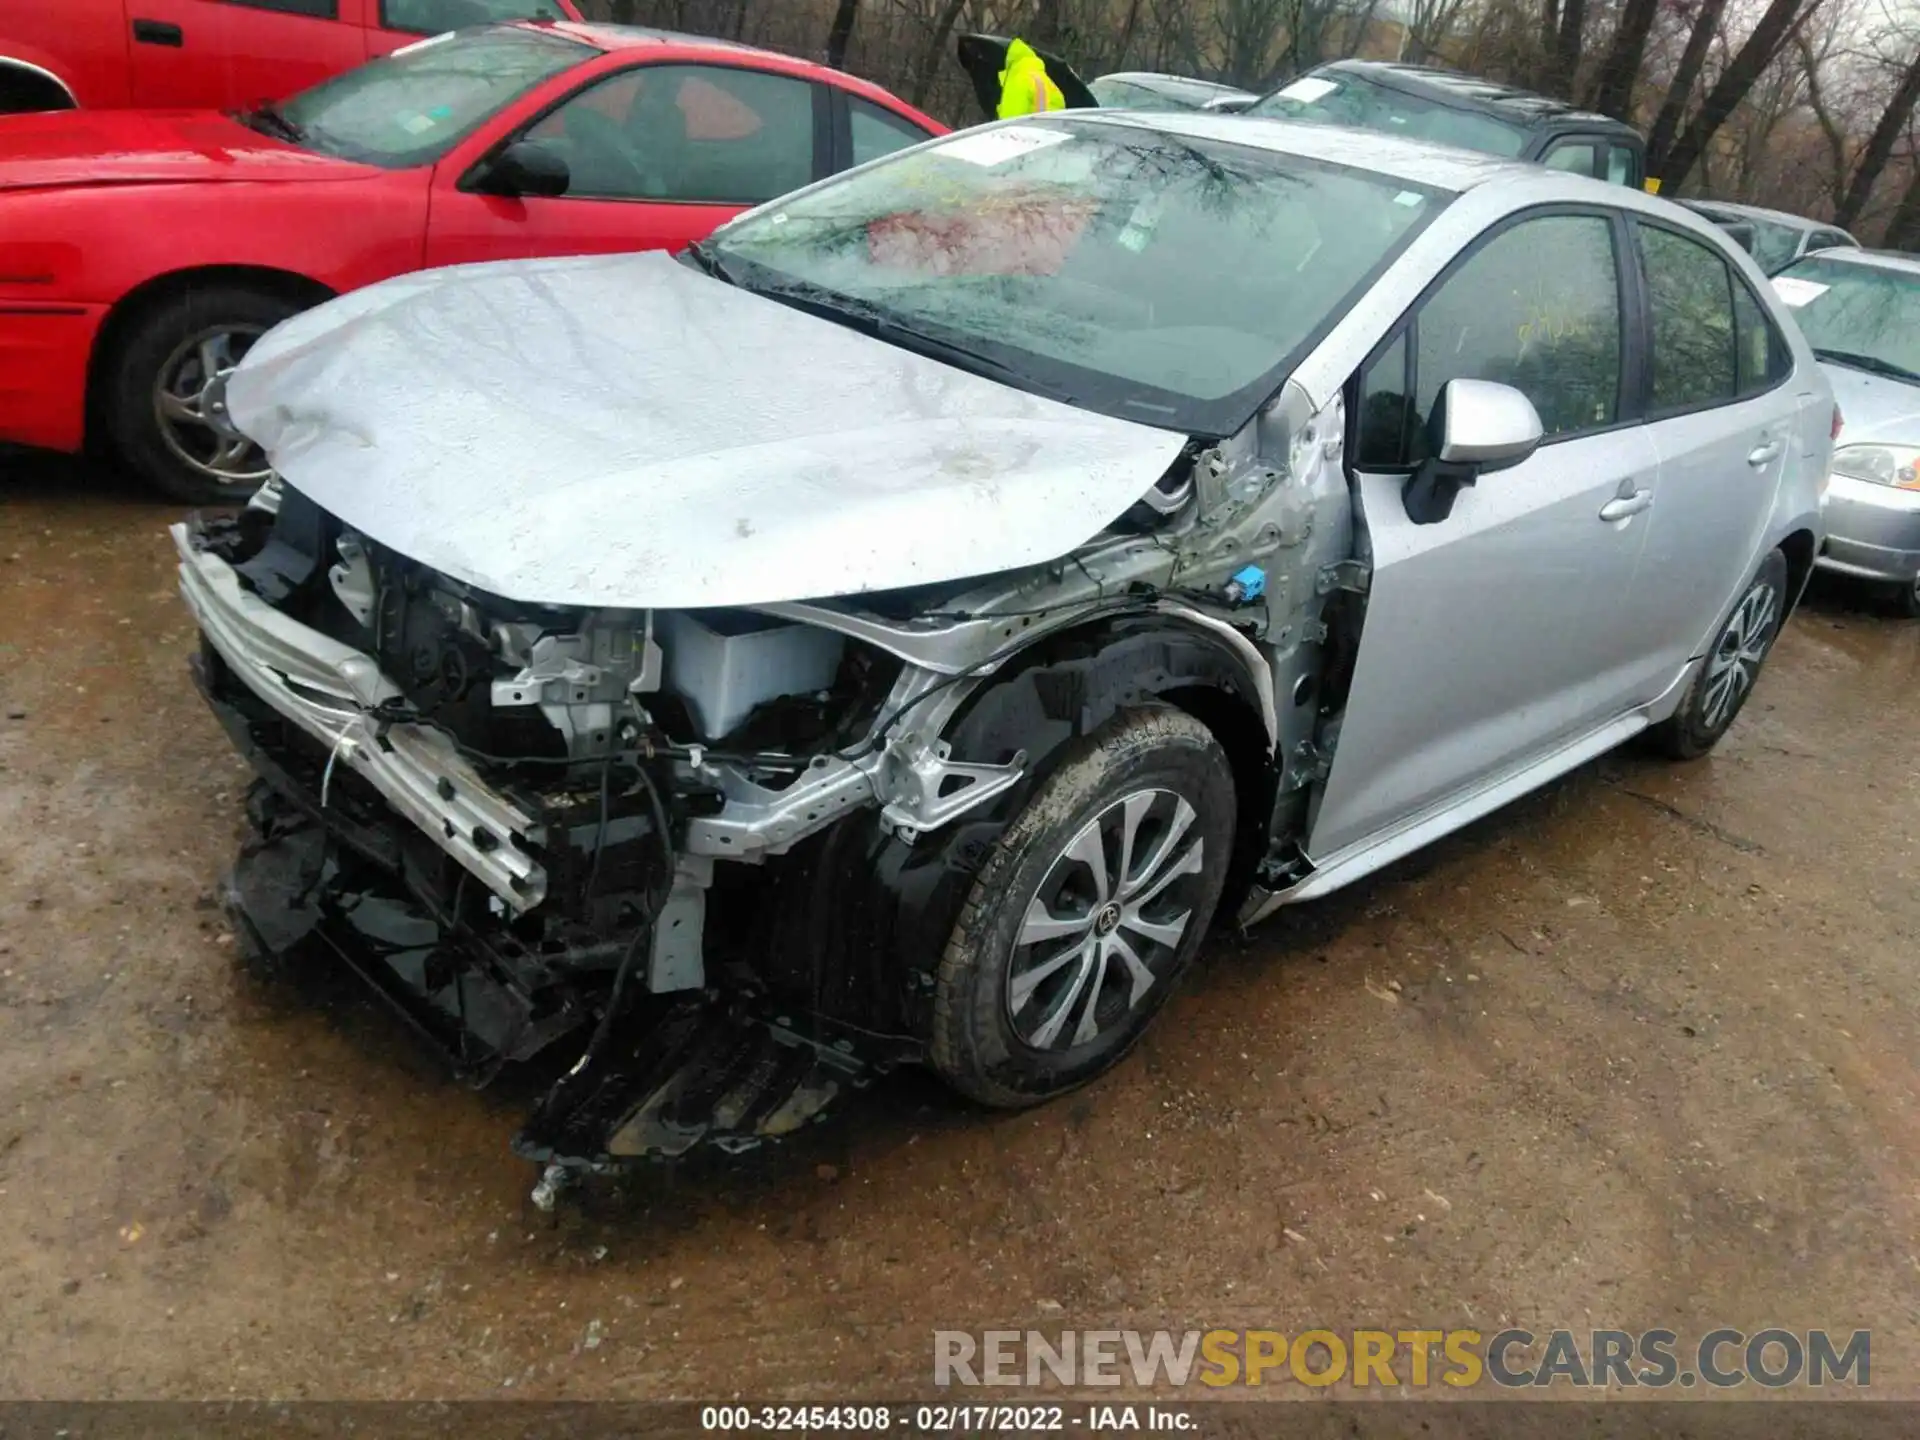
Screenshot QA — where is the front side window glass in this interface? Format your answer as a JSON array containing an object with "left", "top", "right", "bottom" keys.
[
  {"left": 526, "top": 64, "right": 816, "bottom": 203},
  {"left": 1405, "top": 213, "right": 1622, "bottom": 456},
  {"left": 1541, "top": 142, "right": 1596, "bottom": 176}
]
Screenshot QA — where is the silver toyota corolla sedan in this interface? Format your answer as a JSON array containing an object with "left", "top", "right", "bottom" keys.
[
  {"left": 174, "top": 111, "right": 1829, "bottom": 1186},
  {"left": 1771, "top": 249, "right": 1920, "bottom": 614}
]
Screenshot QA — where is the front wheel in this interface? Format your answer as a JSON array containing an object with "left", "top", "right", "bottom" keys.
[
  {"left": 930, "top": 703, "right": 1236, "bottom": 1108},
  {"left": 1649, "top": 547, "right": 1788, "bottom": 760},
  {"left": 1889, "top": 574, "right": 1920, "bottom": 619},
  {"left": 104, "top": 286, "right": 306, "bottom": 506}
]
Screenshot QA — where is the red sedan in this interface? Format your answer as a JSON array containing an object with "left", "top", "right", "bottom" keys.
[
  {"left": 0, "top": 22, "right": 946, "bottom": 502},
  {"left": 0, "top": 0, "right": 583, "bottom": 114}
]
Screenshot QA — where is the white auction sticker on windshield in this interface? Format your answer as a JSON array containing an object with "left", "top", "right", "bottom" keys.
[
  {"left": 936, "top": 126, "right": 1073, "bottom": 167},
  {"left": 1276, "top": 76, "right": 1340, "bottom": 103},
  {"left": 1771, "top": 276, "right": 1829, "bottom": 307}
]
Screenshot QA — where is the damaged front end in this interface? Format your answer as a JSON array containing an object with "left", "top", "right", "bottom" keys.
[{"left": 176, "top": 490, "right": 1041, "bottom": 1176}]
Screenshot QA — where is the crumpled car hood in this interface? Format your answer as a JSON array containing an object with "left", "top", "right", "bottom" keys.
[{"left": 226, "top": 251, "right": 1188, "bottom": 609}]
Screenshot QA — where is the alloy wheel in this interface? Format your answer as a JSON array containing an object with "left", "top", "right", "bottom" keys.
[
  {"left": 152, "top": 325, "right": 270, "bottom": 485},
  {"left": 1700, "top": 576, "right": 1780, "bottom": 732},
  {"left": 1006, "top": 787, "right": 1207, "bottom": 1052}
]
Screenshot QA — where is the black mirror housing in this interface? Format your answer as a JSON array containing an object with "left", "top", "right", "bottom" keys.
[{"left": 474, "top": 140, "right": 570, "bottom": 199}]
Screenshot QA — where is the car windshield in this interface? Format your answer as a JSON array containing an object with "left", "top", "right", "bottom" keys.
[
  {"left": 1248, "top": 72, "right": 1530, "bottom": 159},
  {"left": 703, "top": 119, "right": 1445, "bottom": 436},
  {"left": 258, "top": 27, "right": 591, "bottom": 169},
  {"left": 1773, "top": 257, "right": 1920, "bottom": 383}
]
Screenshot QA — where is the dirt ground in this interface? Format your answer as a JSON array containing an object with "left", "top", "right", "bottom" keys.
[{"left": 2, "top": 454, "right": 1917, "bottom": 1402}]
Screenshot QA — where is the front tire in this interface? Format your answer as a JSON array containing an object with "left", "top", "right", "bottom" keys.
[
  {"left": 104, "top": 285, "right": 305, "bottom": 506},
  {"left": 1650, "top": 547, "right": 1788, "bottom": 760},
  {"left": 930, "top": 703, "right": 1236, "bottom": 1108},
  {"left": 1889, "top": 575, "right": 1920, "bottom": 619}
]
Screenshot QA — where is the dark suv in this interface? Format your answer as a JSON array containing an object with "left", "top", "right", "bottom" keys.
[{"left": 1248, "top": 60, "right": 1650, "bottom": 190}]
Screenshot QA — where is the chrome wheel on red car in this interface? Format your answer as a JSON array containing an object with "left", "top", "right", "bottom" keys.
[{"left": 152, "top": 325, "right": 271, "bottom": 490}]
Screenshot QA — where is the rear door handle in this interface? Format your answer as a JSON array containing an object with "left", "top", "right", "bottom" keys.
[
  {"left": 1747, "top": 440, "right": 1783, "bottom": 467},
  {"left": 1599, "top": 489, "right": 1653, "bottom": 522},
  {"left": 132, "top": 18, "right": 184, "bottom": 45}
]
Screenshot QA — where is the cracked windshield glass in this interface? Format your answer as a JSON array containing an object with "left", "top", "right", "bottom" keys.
[{"left": 708, "top": 121, "right": 1440, "bottom": 432}]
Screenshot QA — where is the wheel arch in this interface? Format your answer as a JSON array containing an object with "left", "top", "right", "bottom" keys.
[
  {"left": 938, "top": 609, "right": 1280, "bottom": 918},
  {"left": 734, "top": 609, "right": 1282, "bottom": 1047},
  {"left": 0, "top": 57, "right": 78, "bottom": 112},
  {"left": 1778, "top": 526, "right": 1818, "bottom": 619},
  {"left": 84, "top": 265, "right": 335, "bottom": 450}
]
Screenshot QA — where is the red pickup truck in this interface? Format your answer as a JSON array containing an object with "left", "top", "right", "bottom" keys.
[{"left": 0, "top": 0, "right": 581, "bottom": 112}]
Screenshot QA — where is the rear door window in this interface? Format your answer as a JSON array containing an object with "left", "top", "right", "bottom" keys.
[
  {"left": 1731, "top": 276, "right": 1789, "bottom": 394},
  {"left": 1637, "top": 224, "right": 1739, "bottom": 411},
  {"left": 848, "top": 96, "right": 930, "bottom": 167},
  {"left": 1605, "top": 144, "right": 1638, "bottom": 186},
  {"left": 1540, "top": 140, "right": 1598, "bottom": 178}
]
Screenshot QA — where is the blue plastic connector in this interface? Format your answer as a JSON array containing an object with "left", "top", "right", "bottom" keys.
[{"left": 1223, "top": 565, "right": 1266, "bottom": 606}]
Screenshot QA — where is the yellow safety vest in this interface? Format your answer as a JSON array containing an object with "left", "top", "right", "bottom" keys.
[{"left": 998, "top": 40, "right": 1065, "bottom": 119}]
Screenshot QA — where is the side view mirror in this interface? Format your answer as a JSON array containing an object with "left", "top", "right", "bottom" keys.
[
  {"left": 472, "top": 140, "right": 570, "bottom": 199},
  {"left": 1402, "top": 378, "right": 1543, "bottom": 525}
]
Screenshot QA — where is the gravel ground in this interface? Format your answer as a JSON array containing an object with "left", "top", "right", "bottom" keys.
[{"left": 2, "top": 455, "right": 1916, "bottom": 1401}]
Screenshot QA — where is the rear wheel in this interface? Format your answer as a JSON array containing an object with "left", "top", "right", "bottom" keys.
[
  {"left": 104, "top": 285, "right": 306, "bottom": 505},
  {"left": 1649, "top": 547, "right": 1788, "bottom": 759},
  {"left": 930, "top": 703, "right": 1236, "bottom": 1108}
]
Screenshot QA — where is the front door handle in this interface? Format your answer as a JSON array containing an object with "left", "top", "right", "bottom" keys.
[
  {"left": 132, "top": 18, "right": 184, "bottom": 45},
  {"left": 1599, "top": 488, "right": 1653, "bottom": 522},
  {"left": 1747, "top": 440, "right": 1784, "bottom": 467}
]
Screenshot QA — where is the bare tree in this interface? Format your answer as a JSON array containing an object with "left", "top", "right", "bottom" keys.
[
  {"left": 1586, "top": 0, "right": 1659, "bottom": 119},
  {"left": 1398, "top": 0, "right": 1472, "bottom": 63},
  {"left": 825, "top": 0, "right": 861, "bottom": 66},
  {"left": 1835, "top": 46, "right": 1920, "bottom": 227},
  {"left": 1654, "top": 0, "right": 1824, "bottom": 187}
]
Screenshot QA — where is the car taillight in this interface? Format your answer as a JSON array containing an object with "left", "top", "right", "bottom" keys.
[{"left": 1832, "top": 404, "right": 1845, "bottom": 441}]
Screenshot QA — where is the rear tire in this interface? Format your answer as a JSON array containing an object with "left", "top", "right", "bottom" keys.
[
  {"left": 1649, "top": 547, "right": 1788, "bottom": 760},
  {"left": 104, "top": 285, "right": 306, "bottom": 506},
  {"left": 930, "top": 703, "right": 1236, "bottom": 1108}
]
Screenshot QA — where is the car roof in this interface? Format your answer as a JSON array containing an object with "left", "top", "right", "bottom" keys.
[
  {"left": 1315, "top": 58, "right": 1638, "bottom": 136},
  {"left": 1788, "top": 247, "right": 1920, "bottom": 276},
  {"left": 1682, "top": 198, "right": 1847, "bottom": 233},
  {"left": 1097, "top": 71, "right": 1254, "bottom": 97},
  {"left": 1075, "top": 108, "right": 1547, "bottom": 191},
  {"left": 505, "top": 20, "right": 930, "bottom": 110}
]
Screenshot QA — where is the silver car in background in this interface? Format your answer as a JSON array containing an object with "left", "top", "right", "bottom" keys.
[
  {"left": 1682, "top": 199, "right": 1859, "bottom": 276},
  {"left": 176, "top": 113, "right": 1829, "bottom": 1180},
  {"left": 1772, "top": 250, "right": 1920, "bottom": 614}
]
